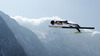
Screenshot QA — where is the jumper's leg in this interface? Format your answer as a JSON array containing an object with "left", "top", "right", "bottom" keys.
[
  {"left": 76, "top": 28, "right": 81, "bottom": 32},
  {"left": 76, "top": 24, "right": 81, "bottom": 32}
]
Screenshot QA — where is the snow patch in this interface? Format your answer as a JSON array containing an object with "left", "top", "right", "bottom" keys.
[
  {"left": 83, "top": 29, "right": 100, "bottom": 36},
  {"left": 11, "top": 16, "right": 63, "bottom": 25}
]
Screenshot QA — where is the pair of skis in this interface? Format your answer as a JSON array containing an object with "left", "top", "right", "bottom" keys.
[{"left": 49, "top": 25, "right": 94, "bottom": 34}]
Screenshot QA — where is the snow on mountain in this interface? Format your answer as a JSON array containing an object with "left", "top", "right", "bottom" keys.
[
  {"left": 13, "top": 16, "right": 100, "bottom": 56},
  {"left": 0, "top": 11, "right": 49, "bottom": 56}
]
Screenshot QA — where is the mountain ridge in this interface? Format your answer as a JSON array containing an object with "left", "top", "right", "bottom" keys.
[{"left": 0, "top": 11, "right": 49, "bottom": 56}]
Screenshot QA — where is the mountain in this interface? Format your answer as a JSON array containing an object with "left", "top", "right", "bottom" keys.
[
  {"left": 0, "top": 11, "right": 49, "bottom": 56},
  {"left": 13, "top": 16, "right": 100, "bottom": 56},
  {"left": 0, "top": 15, "right": 27, "bottom": 56}
]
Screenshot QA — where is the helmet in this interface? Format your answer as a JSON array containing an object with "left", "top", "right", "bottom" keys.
[
  {"left": 50, "top": 20, "right": 54, "bottom": 25},
  {"left": 65, "top": 20, "right": 68, "bottom": 23}
]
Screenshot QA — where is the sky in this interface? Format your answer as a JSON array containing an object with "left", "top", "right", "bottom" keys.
[{"left": 0, "top": 0, "right": 100, "bottom": 31}]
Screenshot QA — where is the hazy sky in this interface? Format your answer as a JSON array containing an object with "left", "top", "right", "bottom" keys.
[{"left": 0, "top": 0, "right": 100, "bottom": 31}]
